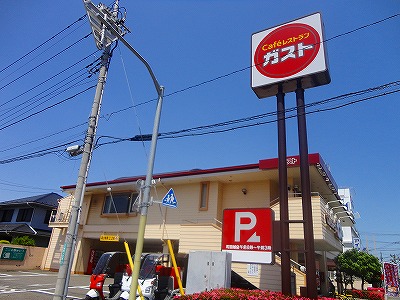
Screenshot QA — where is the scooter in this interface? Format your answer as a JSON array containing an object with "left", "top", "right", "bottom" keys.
[
  {"left": 85, "top": 252, "right": 182, "bottom": 300},
  {"left": 118, "top": 253, "right": 182, "bottom": 300},
  {"left": 85, "top": 251, "right": 134, "bottom": 300}
]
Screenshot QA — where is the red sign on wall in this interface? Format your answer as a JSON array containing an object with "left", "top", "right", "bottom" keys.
[{"left": 222, "top": 208, "right": 274, "bottom": 264}]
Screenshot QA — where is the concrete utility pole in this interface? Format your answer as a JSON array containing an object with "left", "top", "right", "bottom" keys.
[
  {"left": 81, "top": 2, "right": 164, "bottom": 300},
  {"left": 53, "top": 2, "right": 120, "bottom": 299}
]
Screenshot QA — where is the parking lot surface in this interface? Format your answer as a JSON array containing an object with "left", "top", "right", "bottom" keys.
[{"left": 0, "top": 270, "right": 91, "bottom": 299}]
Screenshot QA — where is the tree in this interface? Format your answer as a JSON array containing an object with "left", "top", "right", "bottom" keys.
[{"left": 336, "top": 249, "right": 382, "bottom": 290}]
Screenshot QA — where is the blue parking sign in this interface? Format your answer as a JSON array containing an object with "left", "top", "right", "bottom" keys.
[{"left": 162, "top": 188, "right": 178, "bottom": 208}]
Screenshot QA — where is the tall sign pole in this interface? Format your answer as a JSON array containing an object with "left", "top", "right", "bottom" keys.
[
  {"left": 251, "top": 13, "right": 330, "bottom": 298},
  {"left": 53, "top": 2, "right": 120, "bottom": 299},
  {"left": 277, "top": 85, "right": 291, "bottom": 295},
  {"left": 296, "top": 81, "right": 317, "bottom": 298}
]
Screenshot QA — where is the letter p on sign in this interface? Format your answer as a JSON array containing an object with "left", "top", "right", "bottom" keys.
[{"left": 235, "top": 212, "right": 260, "bottom": 242}]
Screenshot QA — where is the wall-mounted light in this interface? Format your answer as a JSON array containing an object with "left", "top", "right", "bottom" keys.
[{"left": 241, "top": 188, "right": 247, "bottom": 195}]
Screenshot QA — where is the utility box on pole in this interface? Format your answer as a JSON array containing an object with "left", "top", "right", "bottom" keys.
[{"left": 186, "top": 251, "right": 232, "bottom": 294}]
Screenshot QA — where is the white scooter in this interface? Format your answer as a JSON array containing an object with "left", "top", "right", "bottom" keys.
[{"left": 119, "top": 253, "right": 180, "bottom": 300}]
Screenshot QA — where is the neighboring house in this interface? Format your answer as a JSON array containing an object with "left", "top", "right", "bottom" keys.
[
  {"left": 45, "top": 153, "right": 359, "bottom": 295},
  {"left": 0, "top": 193, "right": 62, "bottom": 247}
]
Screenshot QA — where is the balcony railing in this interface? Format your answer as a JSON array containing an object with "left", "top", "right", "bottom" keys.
[{"left": 48, "top": 209, "right": 71, "bottom": 227}]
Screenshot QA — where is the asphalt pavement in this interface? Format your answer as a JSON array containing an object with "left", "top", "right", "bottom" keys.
[{"left": 0, "top": 270, "right": 93, "bottom": 300}]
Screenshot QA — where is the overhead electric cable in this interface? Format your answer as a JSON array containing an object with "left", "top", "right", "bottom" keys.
[
  {"left": 0, "top": 33, "right": 92, "bottom": 93},
  {"left": 0, "top": 14, "right": 398, "bottom": 165},
  {"left": 324, "top": 13, "right": 399, "bottom": 42},
  {"left": 0, "top": 52, "right": 100, "bottom": 110},
  {"left": 0, "top": 123, "right": 86, "bottom": 154},
  {"left": 0, "top": 15, "right": 87, "bottom": 75},
  {"left": 0, "top": 71, "right": 96, "bottom": 123},
  {"left": 0, "top": 140, "right": 81, "bottom": 165},
  {"left": 95, "top": 81, "right": 399, "bottom": 142},
  {"left": 0, "top": 85, "right": 96, "bottom": 132},
  {"left": 0, "top": 19, "right": 89, "bottom": 84},
  {"left": 0, "top": 70, "right": 92, "bottom": 121},
  {"left": 0, "top": 80, "right": 397, "bottom": 165}
]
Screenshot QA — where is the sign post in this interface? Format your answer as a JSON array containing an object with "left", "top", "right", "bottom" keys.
[{"left": 250, "top": 12, "right": 330, "bottom": 298}]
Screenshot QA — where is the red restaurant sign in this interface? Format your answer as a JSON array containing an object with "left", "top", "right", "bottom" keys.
[{"left": 251, "top": 12, "right": 330, "bottom": 98}]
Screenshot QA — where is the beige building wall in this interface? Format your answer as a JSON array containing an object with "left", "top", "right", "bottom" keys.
[
  {"left": 42, "top": 227, "right": 66, "bottom": 271},
  {"left": 47, "top": 166, "right": 345, "bottom": 294}
]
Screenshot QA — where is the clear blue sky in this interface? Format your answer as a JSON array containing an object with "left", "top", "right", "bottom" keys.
[{"left": 0, "top": 1, "right": 399, "bottom": 260}]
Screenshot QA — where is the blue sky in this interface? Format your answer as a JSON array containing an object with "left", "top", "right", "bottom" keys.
[{"left": 0, "top": 1, "right": 399, "bottom": 260}]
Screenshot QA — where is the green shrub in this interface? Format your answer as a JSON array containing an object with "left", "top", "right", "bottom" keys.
[{"left": 11, "top": 236, "right": 35, "bottom": 246}]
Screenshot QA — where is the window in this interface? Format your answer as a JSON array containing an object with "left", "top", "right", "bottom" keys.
[
  {"left": 44, "top": 210, "right": 52, "bottom": 224},
  {"left": 16, "top": 208, "right": 33, "bottom": 222},
  {"left": 199, "top": 182, "right": 209, "bottom": 211},
  {"left": 0, "top": 209, "right": 14, "bottom": 222},
  {"left": 102, "top": 192, "right": 138, "bottom": 215}
]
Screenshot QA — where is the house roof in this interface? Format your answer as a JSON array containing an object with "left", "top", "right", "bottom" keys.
[
  {"left": 0, "top": 223, "right": 37, "bottom": 235},
  {"left": 0, "top": 193, "right": 62, "bottom": 209}
]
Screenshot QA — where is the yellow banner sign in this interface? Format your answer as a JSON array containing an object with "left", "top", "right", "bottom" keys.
[{"left": 100, "top": 234, "right": 120, "bottom": 242}]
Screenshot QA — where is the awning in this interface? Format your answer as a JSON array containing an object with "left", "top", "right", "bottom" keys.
[{"left": 0, "top": 223, "right": 37, "bottom": 235}]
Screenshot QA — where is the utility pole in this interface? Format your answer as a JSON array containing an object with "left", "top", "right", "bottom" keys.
[
  {"left": 81, "top": 2, "right": 164, "bottom": 300},
  {"left": 53, "top": 2, "right": 120, "bottom": 299}
]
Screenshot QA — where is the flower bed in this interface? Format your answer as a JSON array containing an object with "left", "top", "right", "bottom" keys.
[
  {"left": 346, "top": 289, "right": 384, "bottom": 300},
  {"left": 174, "top": 288, "right": 336, "bottom": 300},
  {"left": 174, "top": 288, "right": 385, "bottom": 300}
]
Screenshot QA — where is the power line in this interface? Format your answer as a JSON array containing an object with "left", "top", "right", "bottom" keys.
[
  {"left": 0, "top": 79, "right": 397, "bottom": 165},
  {"left": 0, "top": 85, "right": 96, "bottom": 132},
  {"left": 0, "top": 71, "right": 92, "bottom": 124},
  {"left": 0, "top": 53, "right": 100, "bottom": 110},
  {"left": 0, "top": 140, "right": 81, "bottom": 165},
  {"left": 0, "top": 123, "right": 86, "bottom": 154},
  {"left": 0, "top": 15, "right": 87, "bottom": 75},
  {"left": 1, "top": 13, "right": 398, "bottom": 165},
  {"left": 324, "top": 13, "right": 399, "bottom": 43},
  {"left": 0, "top": 33, "right": 92, "bottom": 93}
]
